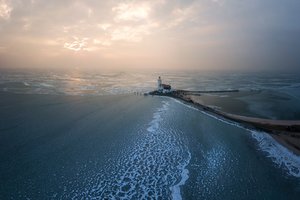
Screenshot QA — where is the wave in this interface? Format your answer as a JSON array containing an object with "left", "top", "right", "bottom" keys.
[
  {"left": 39, "top": 83, "right": 54, "bottom": 88},
  {"left": 170, "top": 97, "right": 244, "bottom": 129},
  {"left": 70, "top": 100, "right": 191, "bottom": 199},
  {"left": 171, "top": 97, "right": 300, "bottom": 178},
  {"left": 147, "top": 101, "right": 169, "bottom": 133},
  {"left": 170, "top": 150, "right": 191, "bottom": 200},
  {"left": 148, "top": 101, "right": 192, "bottom": 199},
  {"left": 251, "top": 131, "right": 300, "bottom": 177},
  {"left": 23, "top": 81, "right": 30, "bottom": 86}
]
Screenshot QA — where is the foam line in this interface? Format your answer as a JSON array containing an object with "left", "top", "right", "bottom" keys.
[
  {"left": 70, "top": 100, "right": 191, "bottom": 199},
  {"left": 251, "top": 130, "right": 300, "bottom": 177},
  {"left": 171, "top": 97, "right": 300, "bottom": 178},
  {"left": 170, "top": 97, "right": 243, "bottom": 128},
  {"left": 170, "top": 151, "right": 191, "bottom": 200}
]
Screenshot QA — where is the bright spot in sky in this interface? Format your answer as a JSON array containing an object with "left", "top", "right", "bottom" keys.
[
  {"left": 0, "top": 0, "right": 299, "bottom": 71},
  {"left": 64, "top": 37, "right": 89, "bottom": 52},
  {"left": 0, "top": 0, "right": 12, "bottom": 20},
  {"left": 113, "top": 3, "right": 150, "bottom": 22}
]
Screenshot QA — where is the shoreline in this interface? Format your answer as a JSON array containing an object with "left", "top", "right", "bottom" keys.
[{"left": 148, "top": 90, "right": 300, "bottom": 156}]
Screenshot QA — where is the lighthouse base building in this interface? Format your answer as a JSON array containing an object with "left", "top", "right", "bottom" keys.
[{"left": 157, "top": 76, "right": 171, "bottom": 93}]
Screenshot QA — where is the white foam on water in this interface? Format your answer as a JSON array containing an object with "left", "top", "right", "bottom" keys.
[
  {"left": 39, "top": 83, "right": 54, "bottom": 88},
  {"left": 147, "top": 100, "right": 192, "bottom": 199},
  {"left": 23, "top": 81, "right": 30, "bottom": 86},
  {"left": 199, "top": 110, "right": 243, "bottom": 129},
  {"left": 172, "top": 97, "right": 300, "bottom": 178},
  {"left": 70, "top": 100, "right": 191, "bottom": 199},
  {"left": 251, "top": 130, "right": 300, "bottom": 177},
  {"left": 201, "top": 111, "right": 300, "bottom": 178},
  {"left": 170, "top": 98, "right": 198, "bottom": 111},
  {"left": 170, "top": 97, "right": 242, "bottom": 129},
  {"left": 170, "top": 150, "right": 191, "bottom": 200},
  {"left": 147, "top": 100, "right": 169, "bottom": 133}
]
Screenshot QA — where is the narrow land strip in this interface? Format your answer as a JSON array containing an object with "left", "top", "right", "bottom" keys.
[{"left": 148, "top": 90, "right": 300, "bottom": 155}]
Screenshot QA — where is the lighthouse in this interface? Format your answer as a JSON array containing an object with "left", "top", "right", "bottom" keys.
[
  {"left": 157, "top": 76, "right": 171, "bottom": 93},
  {"left": 158, "top": 76, "right": 162, "bottom": 91}
]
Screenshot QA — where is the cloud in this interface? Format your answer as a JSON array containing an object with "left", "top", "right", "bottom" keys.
[
  {"left": 64, "top": 37, "right": 89, "bottom": 52},
  {"left": 211, "top": 0, "right": 225, "bottom": 6},
  {"left": 112, "top": 2, "right": 151, "bottom": 22},
  {"left": 111, "top": 26, "right": 148, "bottom": 42},
  {"left": 0, "top": 0, "right": 300, "bottom": 71},
  {"left": 0, "top": 0, "right": 12, "bottom": 20},
  {"left": 166, "top": 5, "right": 197, "bottom": 28},
  {"left": 58, "top": 1, "right": 163, "bottom": 46},
  {"left": 97, "top": 23, "right": 112, "bottom": 31},
  {"left": 93, "top": 39, "right": 111, "bottom": 46},
  {"left": 21, "top": 17, "right": 31, "bottom": 31},
  {"left": 88, "top": 8, "right": 93, "bottom": 18}
]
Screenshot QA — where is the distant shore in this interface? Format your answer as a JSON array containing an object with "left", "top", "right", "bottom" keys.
[{"left": 148, "top": 90, "right": 300, "bottom": 155}]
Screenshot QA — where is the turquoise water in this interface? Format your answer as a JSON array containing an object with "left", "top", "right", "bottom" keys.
[{"left": 0, "top": 71, "right": 300, "bottom": 199}]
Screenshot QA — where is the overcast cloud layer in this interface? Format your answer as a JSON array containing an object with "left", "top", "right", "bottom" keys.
[{"left": 0, "top": 0, "right": 300, "bottom": 71}]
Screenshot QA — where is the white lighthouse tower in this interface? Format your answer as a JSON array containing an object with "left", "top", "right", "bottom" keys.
[
  {"left": 157, "top": 76, "right": 162, "bottom": 91},
  {"left": 157, "top": 76, "right": 171, "bottom": 93}
]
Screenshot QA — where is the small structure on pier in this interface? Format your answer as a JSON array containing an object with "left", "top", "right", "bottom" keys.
[{"left": 157, "top": 76, "right": 171, "bottom": 93}]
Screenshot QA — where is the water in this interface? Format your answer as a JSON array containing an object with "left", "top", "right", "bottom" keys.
[
  {"left": 1, "top": 70, "right": 300, "bottom": 98},
  {"left": 0, "top": 70, "right": 300, "bottom": 199},
  {"left": 70, "top": 100, "right": 191, "bottom": 199}
]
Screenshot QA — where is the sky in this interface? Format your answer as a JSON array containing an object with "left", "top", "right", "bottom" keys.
[{"left": 0, "top": 0, "right": 300, "bottom": 71}]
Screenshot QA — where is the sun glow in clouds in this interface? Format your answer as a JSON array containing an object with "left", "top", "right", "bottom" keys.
[
  {"left": 62, "top": 2, "right": 157, "bottom": 51},
  {"left": 64, "top": 37, "right": 89, "bottom": 52},
  {"left": 0, "top": 0, "right": 300, "bottom": 70},
  {"left": 0, "top": 0, "right": 12, "bottom": 20},
  {"left": 112, "top": 2, "right": 150, "bottom": 22}
]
